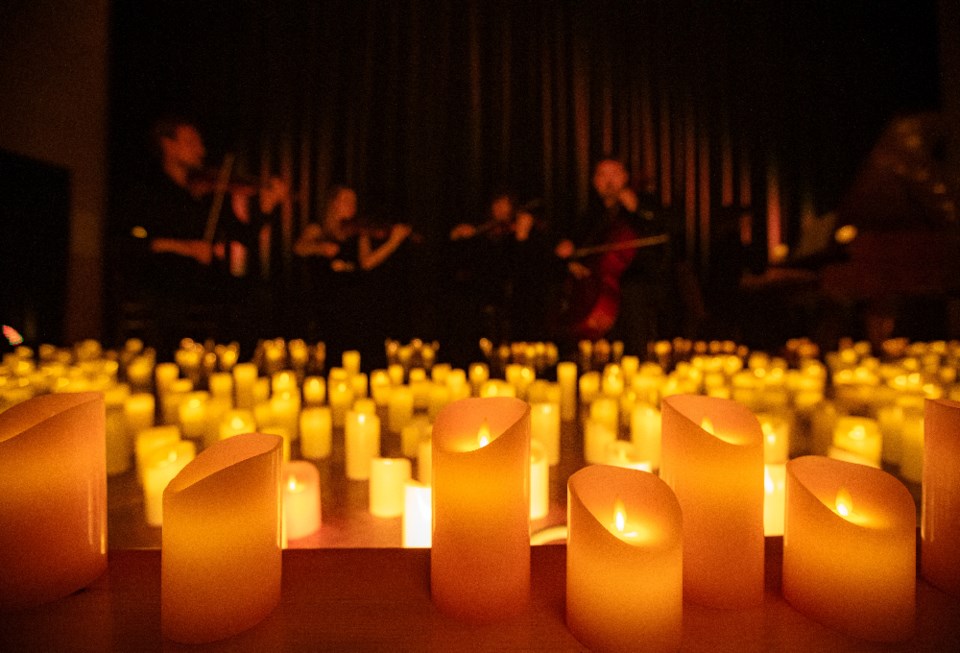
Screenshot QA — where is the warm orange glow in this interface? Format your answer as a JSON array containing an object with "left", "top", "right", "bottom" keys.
[
  {"left": 700, "top": 418, "right": 715, "bottom": 435},
  {"left": 849, "top": 425, "right": 866, "bottom": 442},
  {"left": 764, "top": 467, "right": 774, "bottom": 493},
  {"left": 614, "top": 500, "right": 628, "bottom": 534},
  {"left": 477, "top": 420, "right": 491, "bottom": 448},
  {"left": 835, "top": 487, "right": 853, "bottom": 519},
  {"left": 286, "top": 475, "right": 302, "bottom": 493}
]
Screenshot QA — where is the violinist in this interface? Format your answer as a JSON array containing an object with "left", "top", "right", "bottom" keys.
[{"left": 554, "top": 158, "right": 676, "bottom": 355}]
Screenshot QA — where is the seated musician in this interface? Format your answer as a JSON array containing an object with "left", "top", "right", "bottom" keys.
[{"left": 554, "top": 157, "right": 676, "bottom": 355}]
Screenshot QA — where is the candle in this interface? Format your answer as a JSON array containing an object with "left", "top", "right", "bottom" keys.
[
  {"left": 208, "top": 372, "right": 233, "bottom": 402},
  {"left": 757, "top": 412, "right": 789, "bottom": 464},
  {"left": 232, "top": 362, "right": 258, "bottom": 410},
  {"left": 432, "top": 397, "right": 530, "bottom": 622},
  {"left": 604, "top": 440, "right": 652, "bottom": 471},
  {"left": 369, "top": 457, "right": 412, "bottom": 517},
  {"left": 660, "top": 394, "right": 764, "bottom": 608},
  {"left": 105, "top": 384, "right": 132, "bottom": 475},
  {"left": 529, "top": 440, "right": 550, "bottom": 520},
  {"left": 764, "top": 463, "right": 787, "bottom": 536},
  {"left": 328, "top": 379, "right": 354, "bottom": 428},
  {"left": 530, "top": 401, "right": 561, "bottom": 466},
  {"left": 126, "top": 355, "right": 154, "bottom": 393},
  {"left": 350, "top": 372, "right": 368, "bottom": 400},
  {"left": 387, "top": 386, "right": 414, "bottom": 433},
  {"left": 783, "top": 456, "right": 915, "bottom": 642},
  {"left": 922, "top": 398, "right": 960, "bottom": 596},
  {"left": 417, "top": 436, "right": 432, "bottom": 484},
  {"left": 299, "top": 406, "right": 332, "bottom": 459},
  {"left": 282, "top": 460, "right": 321, "bottom": 541},
  {"left": 401, "top": 415, "right": 431, "bottom": 458},
  {"left": 566, "top": 465, "right": 682, "bottom": 653},
  {"left": 402, "top": 480, "right": 432, "bottom": 548},
  {"left": 269, "top": 390, "right": 300, "bottom": 441},
  {"left": 830, "top": 416, "right": 881, "bottom": 467},
  {"left": 161, "top": 433, "right": 282, "bottom": 644},
  {"left": 630, "top": 403, "right": 662, "bottom": 470},
  {"left": 557, "top": 361, "right": 578, "bottom": 422},
  {"left": 345, "top": 409, "right": 381, "bottom": 481},
  {"left": 445, "top": 368, "right": 470, "bottom": 401},
  {"left": 342, "top": 349, "right": 361, "bottom": 376},
  {"left": 160, "top": 378, "right": 193, "bottom": 426},
  {"left": 0, "top": 392, "right": 106, "bottom": 609},
  {"left": 143, "top": 440, "right": 196, "bottom": 527},
  {"left": 578, "top": 371, "right": 601, "bottom": 406},
  {"left": 219, "top": 409, "right": 256, "bottom": 441},
  {"left": 584, "top": 418, "right": 617, "bottom": 465},
  {"left": 479, "top": 379, "right": 516, "bottom": 398},
  {"left": 123, "top": 392, "right": 156, "bottom": 446},
  {"left": 427, "top": 382, "right": 451, "bottom": 420},
  {"left": 589, "top": 396, "right": 619, "bottom": 432},
  {"left": 178, "top": 391, "right": 209, "bottom": 441},
  {"left": 899, "top": 407, "right": 924, "bottom": 483},
  {"left": 369, "top": 369, "right": 392, "bottom": 406},
  {"left": 135, "top": 425, "right": 181, "bottom": 483},
  {"left": 468, "top": 362, "right": 489, "bottom": 396},
  {"left": 155, "top": 362, "right": 179, "bottom": 399},
  {"left": 302, "top": 375, "right": 326, "bottom": 407}
]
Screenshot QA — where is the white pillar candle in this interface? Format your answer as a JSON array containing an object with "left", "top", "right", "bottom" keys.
[
  {"left": 282, "top": 460, "right": 321, "bottom": 541},
  {"left": 328, "top": 379, "right": 354, "bottom": 428},
  {"left": 876, "top": 404, "right": 904, "bottom": 466},
  {"left": 566, "top": 465, "right": 683, "bottom": 653},
  {"left": 155, "top": 362, "right": 179, "bottom": 399},
  {"left": 660, "top": 394, "right": 765, "bottom": 608},
  {"left": 123, "top": 392, "right": 156, "bottom": 447},
  {"left": 757, "top": 412, "right": 790, "bottom": 464},
  {"left": 345, "top": 409, "right": 381, "bottom": 481},
  {"left": 432, "top": 397, "right": 530, "bottom": 623},
  {"left": 302, "top": 375, "right": 325, "bottom": 407},
  {"left": 299, "top": 406, "right": 332, "bottom": 459},
  {"left": 431, "top": 362, "right": 451, "bottom": 384},
  {"left": 427, "top": 382, "right": 451, "bottom": 421},
  {"left": 369, "top": 369, "right": 393, "bottom": 406},
  {"left": 922, "top": 398, "right": 960, "bottom": 596},
  {"left": 387, "top": 386, "right": 414, "bottom": 433},
  {"left": 403, "top": 480, "right": 432, "bottom": 548},
  {"left": 269, "top": 390, "right": 300, "bottom": 440},
  {"left": 604, "top": 440, "right": 652, "bottom": 471},
  {"left": 143, "top": 440, "right": 196, "bottom": 527},
  {"left": 160, "top": 378, "right": 193, "bottom": 426},
  {"left": 387, "top": 363, "right": 405, "bottom": 386},
  {"left": 764, "top": 463, "right": 787, "bottom": 536},
  {"left": 601, "top": 364, "right": 624, "bottom": 397},
  {"left": 578, "top": 371, "right": 601, "bottom": 406},
  {"left": 350, "top": 372, "right": 368, "bottom": 399},
  {"left": 530, "top": 401, "right": 561, "bottom": 466},
  {"left": 161, "top": 433, "right": 282, "bottom": 644},
  {"left": 126, "top": 356, "right": 154, "bottom": 393},
  {"left": 253, "top": 377, "right": 271, "bottom": 405},
  {"left": 584, "top": 418, "right": 616, "bottom": 465},
  {"left": 417, "top": 436, "right": 432, "bottom": 485},
  {"left": 207, "top": 372, "right": 233, "bottom": 403},
  {"left": 468, "top": 362, "right": 489, "bottom": 396},
  {"left": 105, "top": 384, "right": 132, "bottom": 475},
  {"left": 177, "top": 391, "right": 209, "bottom": 441},
  {"left": 556, "top": 361, "right": 578, "bottom": 422},
  {"left": 0, "top": 392, "right": 107, "bottom": 609},
  {"left": 479, "top": 379, "right": 516, "bottom": 398},
  {"left": 270, "top": 370, "right": 297, "bottom": 395},
  {"left": 219, "top": 409, "right": 256, "bottom": 441},
  {"left": 830, "top": 416, "right": 881, "bottom": 467},
  {"left": 136, "top": 425, "right": 181, "bottom": 484},
  {"left": 630, "top": 403, "right": 662, "bottom": 470},
  {"left": 232, "top": 362, "right": 258, "bottom": 410},
  {"left": 445, "top": 368, "right": 470, "bottom": 401},
  {"left": 783, "top": 456, "right": 915, "bottom": 642},
  {"left": 369, "top": 457, "right": 412, "bottom": 517},
  {"left": 899, "top": 407, "right": 924, "bottom": 483},
  {"left": 342, "top": 350, "right": 361, "bottom": 376},
  {"left": 589, "top": 396, "right": 618, "bottom": 433},
  {"left": 401, "top": 415, "right": 431, "bottom": 458},
  {"left": 529, "top": 440, "right": 550, "bottom": 520}
]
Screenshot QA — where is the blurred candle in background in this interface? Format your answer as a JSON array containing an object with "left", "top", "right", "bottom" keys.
[{"left": 922, "top": 398, "right": 960, "bottom": 597}]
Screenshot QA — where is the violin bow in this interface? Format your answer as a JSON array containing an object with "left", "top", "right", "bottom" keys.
[
  {"left": 570, "top": 232, "right": 670, "bottom": 259},
  {"left": 203, "top": 153, "right": 235, "bottom": 244}
]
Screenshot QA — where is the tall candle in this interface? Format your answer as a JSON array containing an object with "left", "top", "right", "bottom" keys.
[
  {"left": 584, "top": 418, "right": 616, "bottom": 465},
  {"left": 178, "top": 391, "right": 209, "bottom": 441},
  {"left": 468, "top": 362, "right": 489, "bottom": 396},
  {"left": 417, "top": 436, "right": 432, "bottom": 484},
  {"left": 105, "top": 384, "right": 132, "bottom": 475},
  {"left": 432, "top": 397, "right": 530, "bottom": 622},
  {"left": 232, "top": 362, "right": 257, "bottom": 410},
  {"left": 369, "top": 457, "right": 412, "bottom": 517},
  {"left": 135, "top": 425, "right": 181, "bottom": 484},
  {"left": 208, "top": 372, "right": 233, "bottom": 403},
  {"left": 566, "top": 465, "right": 682, "bottom": 653},
  {"left": 123, "top": 392, "right": 156, "bottom": 446},
  {"left": 660, "top": 394, "right": 764, "bottom": 608},
  {"left": 299, "top": 406, "right": 332, "bottom": 459},
  {"left": 556, "top": 361, "right": 578, "bottom": 422},
  {"left": 342, "top": 349, "right": 361, "bottom": 376},
  {"left": 403, "top": 480, "right": 432, "bottom": 548},
  {"left": 529, "top": 440, "right": 550, "bottom": 520},
  {"left": 302, "top": 375, "right": 325, "bottom": 407},
  {"left": 530, "top": 401, "right": 561, "bottom": 466},
  {"left": 0, "top": 392, "right": 106, "bottom": 609},
  {"left": 899, "top": 407, "right": 924, "bottom": 483},
  {"left": 387, "top": 386, "right": 414, "bottom": 433},
  {"left": 764, "top": 463, "right": 787, "bottom": 536},
  {"left": 922, "top": 398, "right": 960, "bottom": 596},
  {"left": 783, "top": 456, "right": 915, "bottom": 642},
  {"left": 328, "top": 379, "right": 354, "bottom": 428},
  {"left": 162, "top": 433, "right": 282, "bottom": 644},
  {"left": 282, "top": 460, "right": 321, "bottom": 541},
  {"left": 830, "top": 416, "right": 881, "bottom": 467},
  {"left": 630, "top": 403, "right": 662, "bottom": 470},
  {"left": 345, "top": 409, "right": 381, "bottom": 481}
]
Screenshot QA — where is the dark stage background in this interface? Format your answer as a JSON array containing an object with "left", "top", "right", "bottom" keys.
[{"left": 106, "top": 0, "right": 945, "bottom": 360}]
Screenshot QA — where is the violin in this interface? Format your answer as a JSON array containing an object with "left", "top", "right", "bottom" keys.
[
  {"left": 187, "top": 166, "right": 263, "bottom": 197},
  {"left": 341, "top": 217, "right": 424, "bottom": 244}
]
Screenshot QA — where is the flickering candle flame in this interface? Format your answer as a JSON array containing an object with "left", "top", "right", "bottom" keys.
[
  {"left": 614, "top": 500, "right": 628, "bottom": 533},
  {"left": 699, "top": 416, "right": 743, "bottom": 445},
  {"left": 835, "top": 487, "right": 853, "bottom": 518},
  {"left": 763, "top": 422, "right": 776, "bottom": 446},
  {"left": 612, "top": 499, "right": 646, "bottom": 542},
  {"left": 849, "top": 425, "right": 866, "bottom": 442},
  {"left": 287, "top": 475, "right": 302, "bottom": 493},
  {"left": 477, "top": 419, "right": 491, "bottom": 448}
]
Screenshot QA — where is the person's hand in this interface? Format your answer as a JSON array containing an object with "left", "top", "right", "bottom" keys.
[
  {"left": 554, "top": 239, "right": 575, "bottom": 258},
  {"left": 618, "top": 187, "right": 638, "bottom": 213},
  {"left": 390, "top": 223, "right": 414, "bottom": 243},
  {"left": 567, "top": 261, "right": 591, "bottom": 279},
  {"left": 450, "top": 223, "right": 477, "bottom": 240}
]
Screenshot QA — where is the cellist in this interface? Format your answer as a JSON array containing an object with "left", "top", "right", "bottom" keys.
[{"left": 554, "top": 157, "right": 675, "bottom": 355}]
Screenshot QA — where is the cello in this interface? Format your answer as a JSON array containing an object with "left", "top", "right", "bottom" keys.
[{"left": 562, "top": 213, "right": 670, "bottom": 341}]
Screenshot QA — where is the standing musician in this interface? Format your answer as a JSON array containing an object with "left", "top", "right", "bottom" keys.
[
  {"left": 117, "top": 116, "right": 286, "bottom": 357},
  {"left": 554, "top": 158, "right": 676, "bottom": 355}
]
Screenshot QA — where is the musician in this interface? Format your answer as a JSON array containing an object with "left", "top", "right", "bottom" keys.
[
  {"left": 554, "top": 158, "right": 676, "bottom": 354},
  {"left": 294, "top": 185, "right": 413, "bottom": 363}
]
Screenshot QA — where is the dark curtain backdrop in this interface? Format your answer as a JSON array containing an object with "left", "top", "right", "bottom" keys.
[{"left": 108, "top": 0, "right": 940, "bottom": 337}]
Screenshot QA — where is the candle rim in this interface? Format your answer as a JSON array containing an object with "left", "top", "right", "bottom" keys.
[
  {"left": 433, "top": 396, "right": 529, "bottom": 453},
  {"left": 663, "top": 393, "right": 763, "bottom": 448},
  {"left": 166, "top": 432, "right": 281, "bottom": 496},
  {"left": 0, "top": 391, "right": 102, "bottom": 444}
]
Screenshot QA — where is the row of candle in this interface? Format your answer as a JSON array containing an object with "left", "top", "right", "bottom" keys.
[{"left": 2, "top": 389, "right": 959, "bottom": 650}]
